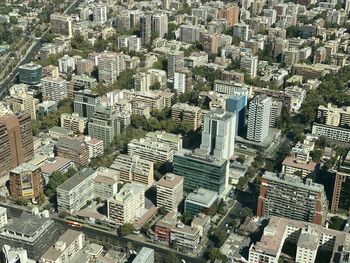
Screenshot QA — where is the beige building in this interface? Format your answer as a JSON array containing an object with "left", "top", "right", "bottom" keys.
[
  {"left": 60, "top": 112, "right": 88, "bottom": 134},
  {"left": 171, "top": 103, "right": 202, "bottom": 131},
  {"left": 157, "top": 173, "right": 184, "bottom": 212},
  {"left": 110, "top": 154, "right": 154, "bottom": 187},
  {"left": 11, "top": 92, "right": 38, "bottom": 120},
  {"left": 145, "top": 131, "right": 182, "bottom": 151},
  {"left": 107, "top": 182, "right": 145, "bottom": 225},
  {"left": 93, "top": 167, "right": 119, "bottom": 200},
  {"left": 317, "top": 103, "right": 350, "bottom": 127},
  {"left": 40, "top": 230, "right": 85, "bottom": 263}
]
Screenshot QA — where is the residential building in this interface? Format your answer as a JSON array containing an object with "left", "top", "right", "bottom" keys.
[
  {"left": 249, "top": 216, "right": 350, "bottom": 263},
  {"left": 128, "top": 138, "right": 174, "bottom": 163},
  {"left": 269, "top": 100, "right": 282, "bottom": 127},
  {"left": 173, "top": 148, "right": 228, "bottom": 195},
  {"left": 174, "top": 67, "right": 192, "bottom": 94},
  {"left": 40, "top": 230, "right": 85, "bottom": 263},
  {"left": 110, "top": 154, "right": 154, "bottom": 187},
  {"left": 201, "top": 108, "right": 236, "bottom": 160},
  {"left": 281, "top": 155, "right": 319, "bottom": 178},
  {"left": 200, "top": 32, "right": 218, "bottom": 54},
  {"left": 98, "top": 52, "right": 125, "bottom": 84},
  {"left": 0, "top": 113, "right": 34, "bottom": 178},
  {"left": 84, "top": 136, "right": 104, "bottom": 159},
  {"left": 56, "top": 137, "right": 89, "bottom": 167},
  {"left": 88, "top": 105, "right": 121, "bottom": 148},
  {"left": 171, "top": 103, "right": 202, "bottom": 131},
  {"left": 240, "top": 56, "right": 258, "bottom": 79},
  {"left": 311, "top": 123, "right": 350, "bottom": 143},
  {"left": 18, "top": 63, "right": 42, "bottom": 85},
  {"left": 313, "top": 47, "right": 327, "bottom": 64},
  {"left": 132, "top": 247, "right": 154, "bottom": 263},
  {"left": 57, "top": 168, "right": 97, "bottom": 213},
  {"left": 185, "top": 188, "right": 218, "bottom": 216},
  {"left": 152, "top": 13, "right": 168, "bottom": 37},
  {"left": 11, "top": 92, "right": 37, "bottom": 120},
  {"left": 9, "top": 163, "right": 43, "bottom": 200},
  {"left": 247, "top": 95, "right": 272, "bottom": 143},
  {"left": 0, "top": 208, "right": 7, "bottom": 229},
  {"left": 218, "top": 4, "right": 239, "bottom": 27},
  {"left": 0, "top": 212, "right": 60, "bottom": 261},
  {"left": 167, "top": 51, "right": 184, "bottom": 79},
  {"left": 93, "top": 167, "right": 119, "bottom": 200},
  {"left": 107, "top": 182, "right": 145, "bottom": 225},
  {"left": 145, "top": 131, "right": 182, "bottom": 151},
  {"left": 317, "top": 103, "right": 350, "bottom": 127},
  {"left": 233, "top": 23, "right": 249, "bottom": 41},
  {"left": 93, "top": 2, "right": 107, "bottom": 24},
  {"left": 48, "top": 126, "right": 74, "bottom": 140},
  {"left": 257, "top": 171, "right": 328, "bottom": 225},
  {"left": 58, "top": 55, "right": 75, "bottom": 74},
  {"left": 50, "top": 14, "right": 73, "bottom": 38},
  {"left": 60, "top": 113, "right": 88, "bottom": 134},
  {"left": 74, "top": 90, "right": 101, "bottom": 119},
  {"left": 40, "top": 157, "right": 74, "bottom": 181},
  {"left": 41, "top": 77, "right": 67, "bottom": 101},
  {"left": 157, "top": 173, "right": 184, "bottom": 212},
  {"left": 180, "top": 25, "right": 202, "bottom": 43},
  {"left": 140, "top": 15, "right": 152, "bottom": 46}
]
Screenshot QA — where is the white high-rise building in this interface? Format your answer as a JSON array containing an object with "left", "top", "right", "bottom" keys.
[
  {"left": 93, "top": 2, "right": 107, "bottom": 24},
  {"left": 41, "top": 77, "right": 67, "bottom": 101},
  {"left": 240, "top": 55, "right": 258, "bottom": 79},
  {"left": 152, "top": 13, "right": 168, "bottom": 37},
  {"left": 107, "top": 182, "right": 145, "bottom": 225},
  {"left": 58, "top": 55, "right": 75, "bottom": 74},
  {"left": 247, "top": 95, "right": 272, "bottom": 143},
  {"left": 167, "top": 51, "right": 184, "bottom": 79},
  {"left": 201, "top": 108, "right": 236, "bottom": 160},
  {"left": 98, "top": 52, "right": 126, "bottom": 84}
]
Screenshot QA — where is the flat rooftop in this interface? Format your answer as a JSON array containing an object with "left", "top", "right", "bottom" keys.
[
  {"left": 57, "top": 168, "right": 96, "bottom": 192},
  {"left": 185, "top": 188, "right": 218, "bottom": 207}
]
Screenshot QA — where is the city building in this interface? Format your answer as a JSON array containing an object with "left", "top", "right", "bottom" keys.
[
  {"left": 0, "top": 113, "right": 34, "bottom": 178},
  {"left": 74, "top": 90, "right": 101, "bottom": 119},
  {"left": 0, "top": 208, "right": 7, "bottom": 229},
  {"left": 317, "top": 103, "right": 350, "bottom": 127},
  {"left": 50, "top": 14, "right": 73, "bottom": 38},
  {"left": 157, "top": 173, "right": 184, "bottom": 212},
  {"left": 184, "top": 188, "right": 218, "bottom": 216},
  {"left": 110, "top": 154, "right": 154, "bottom": 187},
  {"left": 240, "top": 56, "right": 258, "bottom": 79},
  {"left": 281, "top": 155, "right": 319, "bottom": 178},
  {"left": 140, "top": 15, "right": 152, "bottom": 47},
  {"left": 56, "top": 137, "right": 89, "bottom": 167},
  {"left": 226, "top": 92, "right": 247, "bottom": 135},
  {"left": 98, "top": 52, "right": 125, "bottom": 84},
  {"left": 57, "top": 168, "right": 97, "bottom": 213},
  {"left": 201, "top": 108, "right": 236, "bottom": 160},
  {"left": 269, "top": 100, "right": 282, "bottom": 127},
  {"left": 247, "top": 95, "right": 272, "bottom": 143},
  {"left": 58, "top": 55, "right": 75, "bottom": 74},
  {"left": 173, "top": 67, "right": 192, "bottom": 94},
  {"left": 11, "top": 92, "right": 37, "bottom": 120},
  {"left": 107, "top": 182, "right": 145, "bottom": 225},
  {"left": 233, "top": 23, "right": 249, "bottom": 41},
  {"left": 18, "top": 63, "right": 42, "bottom": 85},
  {"left": 60, "top": 112, "right": 88, "bottom": 134},
  {"left": 173, "top": 148, "right": 228, "bottom": 195},
  {"left": 84, "top": 136, "right": 104, "bottom": 159},
  {"left": 249, "top": 216, "right": 350, "bottom": 263},
  {"left": 9, "top": 163, "right": 43, "bottom": 200},
  {"left": 145, "top": 131, "right": 182, "bottom": 151},
  {"left": 167, "top": 51, "right": 184, "bottom": 79},
  {"left": 0, "top": 212, "right": 60, "bottom": 261},
  {"left": 132, "top": 247, "right": 154, "bottom": 263},
  {"left": 218, "top": 4, "right": 239, "bottom": 27},
  {"left": 311, "top": 123, "right": 350, "bottom": 143},
  {"left": 257, "top": 171, "right": 328, "bottom": 225},
  {"left": 152, "top": 13, "right": 168, "bottom": 37},
  {"left": 40, "top": 230, "right": 85, "bottom": 263},
  {"left": 93, "top": 2, "right": 107, "bottom": 24},
  {"left": 171, "top": 103, "right": 202, "bottom": 131},
  {"left": 128, "top": 137, "right": 174, "bottom": 163},
  {"left": 93, "top": 167, "right": 119, "bottom": 200},
  {"left": 88, "top": 105, "right": 121, "bottom": 148},
  {"left": 41, "top": 77, "right": 68, "bottom": 102}
]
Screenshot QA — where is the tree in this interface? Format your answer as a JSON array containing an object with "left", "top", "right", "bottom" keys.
[
  {"left": 15, "top": 197, "right": 29, "bottom": 206},
  {"left": 310, "top": 149, "right": 323, "bottom": 162},
  {"left": 178, "top": 120, "right": 192, "bottom": 134},
  {"left": 158, "top": 206, "right": 167, "bottom": 216},
  {"left": 329, "top": 216, "right": 344, "bottom": 230},
  {"left": 208, "top": 248, "right": 223, "bottom": 261},
  {"left": 181, "top": 211, "right": 192, "bottom": 225},
  {"left": 168, "top": 251, "right": 180, "bottom": 263},
  {"left": 127, "top": 241, "right": 133, "bottom": 250},
  {"left": 120, "top": 223, "right": 135, "bottom": 236},
  {"left": 211, "top": 229, "right": 227, "bottom": 247}
]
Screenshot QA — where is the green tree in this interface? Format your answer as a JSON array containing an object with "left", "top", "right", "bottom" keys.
[
  {"left": 178, "top": 120, "right": 192, "bottom": 134},
  {"left": 211, "top": 229, "right": 227, "bottom": 247},
  {"left": 181, "top": 211, "right": 192, "bottom": 224},
  {"left": 168, "top": 251, "right": 180, "bottom": 263},
  {"left": 120, "top": 223, "right": 135, "bottom": 236},
  {"left": 208, "top": 248, "right": 223, "bottom": 261},
  {"left": 329, "top": 216, "right": 344, "bottom": 230}
]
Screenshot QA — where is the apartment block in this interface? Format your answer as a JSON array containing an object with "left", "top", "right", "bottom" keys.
[
  {"left": 11, "top": 92, "right": 37, "bottom": 120},
  {"left": 0, "top": 113, "right": 34, "bottom": 177},
  {"left": 312, "top": 123, "right": 350, "bottom": 143},
  {"left": 40, "top": 230, "right": 85, "bottom": 263},
  {"left": 0, "top": 208, "right": 7, "bottom": 229},
  {"left": 240, "top": 55, "right": 258, "bottom": 79},
  {"left": 74, "top": 90, "right": 101, "bottom": 119},
  {"left": 107, "top": 182, "right": 145, "bottom": 225},
  {"left": 84, "top": 136, "right": 104, "bottom": 159},
  {"left": 41, "top": 77, "right": 68, "bottom": 101},
  {"left": 60, "top": 112, "right": 88, "bottom": 134},
  {"left": 167, "top": 51, "right": 184, "bottom": 79},
  {"left": 145, "top": 131, "right": 182, "bottom": 151},
  {"left": 9, "top": 163, "right": 43, "bottom": 200},
  {"left": 110, "top": 154, "right": 154, "bottom": 187},
  {"left": 269, "top": 100, "right": 282, "bottom": 128},
  {"left": 257, "top": 171, "right": 328, "bottom": 225},
  {"left": 249, "top": 216, "right": 350, "bottom": 263},
  {"left": 282, "top": 155, "right": 319, "bottom": 178},
  {"left": 317, "top": 103, "right": 350, "bottom": 127},
  {"left": 50, "top": 14, "right": 73, "bottom": 38},
  {"left": 128, "top": 138, "right": 174, "bottom": 163},
  {"left": 157, "top": 173, "right": 184, "bottom": 212},
  {"left": 93, "top": 167, "right": 119, "bottom": 200},
  {"left": 98, "top": 52, "right": 125, "bottom": 84},
  {"left": 174, "top": 67, "right": 192, "bottom": 94},
  {"left": 184, "top": 188, "right": 218, "bottom": 216},
  {"left": 56, "top": 137, "right": 89, "bottom": 167},
  {"left": 57, "top": 168, "right": 97, "bottom": 214},
  {"left": 132, "top": 247, "right": 154, "bottom": 263},
  {"left": 171, "top": 103, "right": 202, "bottom": 131}
]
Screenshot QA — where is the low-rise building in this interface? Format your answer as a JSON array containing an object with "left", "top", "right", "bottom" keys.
[
  {"left": 171, "top": 103, "right": 202, "bottom": 131},
  {"left": 184, "top": 188, "right": 218, "bottom": 216},
  {"left": 312, "top": 123, "right": 350, "bottom": 143},
  {"left": 93, "top": 167, "right": 118, "bottom": 200},
  {"left": 132, "top": 247, "right": 154, "bottom": 263},
  {"left": 60, "top": 113, "right": 88, "bottom": 134},
  {"left": 56, "top": 137, "right": 89, "bottom": 167},
  {"left": 145, "top": 131, "right": 183, "bottom": 151}
]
